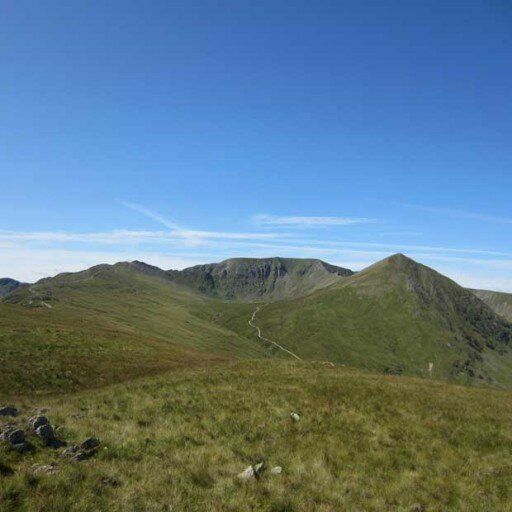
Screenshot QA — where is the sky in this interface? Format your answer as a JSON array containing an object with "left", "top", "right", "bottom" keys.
[{"left": 1, "top": 0, "right": 512, "bottom": 291}]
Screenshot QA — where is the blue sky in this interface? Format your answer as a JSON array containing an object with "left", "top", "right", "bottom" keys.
[{"left": 1, "top": 0, "right": 512, "bottom": 290}]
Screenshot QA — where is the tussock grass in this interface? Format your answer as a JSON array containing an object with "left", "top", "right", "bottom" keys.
[{"left": 2, "top": 360, "right": 512, "bottom": 511}]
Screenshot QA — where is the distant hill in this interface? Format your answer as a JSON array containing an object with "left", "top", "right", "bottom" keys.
[
  {"left": 239, "top": 254, "right": 512, "bottom": 387},
  {"left": 0, "top": 278, "right": 26, "bottom": 298},
  {"left": 2, "top": 254, "right": 512, "bottom": 393},
  {"left": 0, "top": 262, "right": 267, "bottom": 395},
  {"left": 167, "top": 257, "right": 353, "bottom": 300},
  {"left": 472, "top": 289, "right": 512, "bottom": 322}
]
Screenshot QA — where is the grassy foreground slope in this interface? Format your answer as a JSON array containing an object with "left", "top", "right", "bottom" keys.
[
  {"left": 2, "top": 361, "right": 512, "bottom": 511},
  {"left": 249, "top": 254, "right": 512, "bottom": 387},
  {"left": 0, "top": 262, "right": 267, "bottom": 395},
  {"left": 472, "top": 289, "right": 512, "bottom": 322}
]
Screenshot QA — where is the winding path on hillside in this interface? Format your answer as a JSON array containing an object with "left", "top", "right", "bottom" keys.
[{"left": 249, "top": 305, "right": 302, "bottom": 361}]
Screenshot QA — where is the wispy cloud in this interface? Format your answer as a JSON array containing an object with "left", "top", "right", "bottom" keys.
[
  {"left": 253, "top": 214, "right": 376, "bottom": 227},
  {"left": 2, "top": 203, "right": 512, "bottom": 291},
  {"left": 398, "top": 203, "right": 512, "bottom": 224},
  {"left": 123, "top": 202, "right": 180, "bottom": 230},
  {"left": 123, "top": 202, "right": 283, "bottom": 243}
]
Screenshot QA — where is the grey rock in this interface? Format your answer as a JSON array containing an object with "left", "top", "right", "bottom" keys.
[
  {"left": 270, "top": 466, "right": 283, "bottom": 475},
  {"left": 237, "top": 465, "right": 255, "bottom": 480},
  {"left": 29, "top": 416, "right": 49, "bottom": 431},
  {"left": 253, "top": 461, "right": 266, "bottom": 478},
  {"left": 35, "top": 423, "right": 55, "bottom": 446},
  {"left": 13, "top": 442, "right": 33, "bottom": 454},
  {"left": 62, "top": 445, "right": 80, "bottom": 457},
  {"left": 1, "top": 428, "right": 25, "bottom": 445},
  {"left": 0, "top": 407, "right": 19, "bottom": 417},
  {"left": 237, "top": 461, "right": 266, "bottom": 481},
  {"left": 72, "top": 450, "right": 91, "bottom": 461},
  {"left": 81, "top": 437, "right": 100, "bottom": 450},
  {"left": 290, "top": 412, "right": 300, "bottom": 422},
  {"left": 32, "top": 463, "right": 58, "bottom": 475}
]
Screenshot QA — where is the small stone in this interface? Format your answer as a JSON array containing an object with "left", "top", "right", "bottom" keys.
[
  {"left": 0, "top": 407, "right": 19, "bottom": 417},
  {"left": 62, "top": 445, "right": 80, "bottom": 457},
  {"left": 81, "top": 437, "right": 100, "bottom": 450},
  {"left": 1, "top": 428, "right": 25, "bottom": 445},
  {"left": 13, "top": 442, "right": 32, "bottom": 454},
  {"left": 290, "top": 412, "right": 300, "bottom": 422},
  {"left": 101, "top": 476, "right": 121, "bottom": 487},
  {"left": 237, "top": 465, "right": 255, "bottom": 480},
  {"left": 72, "top": 450, "right": 91, "bottom": 462},
  {"left": 270, "top": 466, "right": 282, "bottom": 475},
  {"left": 32, "top": 463, "right": 58, "bottom": 475},
  {"left": 411, "top": 505, "right": 425, "bottom": 512},
  {"left": 29, "top": 416, "right": 49, "bottom": 431},
  {"left": 35, "top": 423, "right": 55, "bottom": 446},
  {"left": 253, "top": 461, "right": 266, "bottom": 478}
]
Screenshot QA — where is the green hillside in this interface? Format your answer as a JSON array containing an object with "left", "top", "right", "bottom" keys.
[
  {"left": 167, "top": 257, "right": 353, "bottom": 301},
  {"left": 472, "top": 289, "right": 512, "bottom": 322},
  {"left": 0, "top": 262, "right": 267, "bottom": 395},
  {"left": 2, "top": 361, "right": 512, "bottom": 511},
  {"left": 2, "top": 254, "right": 512, "bottom": 395},
  {"left": 238, "top": 254, "right": 512, "bottom": 387}
]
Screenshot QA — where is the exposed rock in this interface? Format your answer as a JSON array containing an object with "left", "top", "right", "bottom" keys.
[
  {"left": 237, "top": 465, "right": 255, "bottom": 480},
  {"left": 62, "top": 443, "right": 97, "bottom": 461},
  {"left": 290, "top": 412, "right": 300, "bottom": 422},
  {"left": 1, "top": 427, "right": 25, "bottom": 445},
  {"left": 13, "top": 442, "right": 33, "bottom": 454},
  {"left": 253, "top": 461, "right": 266, "bottom": 478},
  {"left": 62, "top": 445, "right": 80, "bottom": 457},
  {"left": 32, "top": 463, "right": 58, "bottom": 475},
  {"left": 73, "top": 450, "right": 92, "bottom": 462},
  {"left": 35, "top": 423, "right": 55, "bottom": 446},
  {"left": 270, "top": 466, "right": 283, "bottom": 475},
  {"left": 237, "top": 461, "right": 266, "bottom": 481},
  {"left": 81, "top": 437, "right": 100, "bottom": 450},
  {"left": 29, "top": 416, "right": 49, "bottom": 431},
  {"left": 0, "top": 406, "right": 19, "bottom": 417},
  {"left": 100, "top": 476, "right": 122, "bottom": 487}
]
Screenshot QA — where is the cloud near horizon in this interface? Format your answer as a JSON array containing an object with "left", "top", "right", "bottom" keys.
[
  {"left": 253, "top": 214, "right": 376, "bottom": 227},
  {"left": 398, "top": 203, "right": 512, "bottom": 225},
  {"left": 0, "top": 202, "right": 510, "bottom": 290}
]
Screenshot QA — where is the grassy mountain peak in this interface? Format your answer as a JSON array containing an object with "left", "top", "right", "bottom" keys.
[{"left": 242, "top": 253, "right": 512, "bottom": 386}]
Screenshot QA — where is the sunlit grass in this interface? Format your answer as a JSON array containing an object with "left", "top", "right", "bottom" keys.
[{"left": 2, "top": 360, "right": 512, "bottom": 511}]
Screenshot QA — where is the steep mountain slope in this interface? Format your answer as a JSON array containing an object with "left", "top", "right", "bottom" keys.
[
  {"left": 234, "top": 254, "right": 512, "bottom": 387},
  {"left": 472, "top": 289, "right": 512, "bottom": 322},
  {"left": 167, "top": 257, "right": 353, "bottom": 300},
  {"left": 0, "top": 262, "right": 268, "bottom": 395},
  {"left": 0, "top": 277, "right": 26, "bottom": 298}
]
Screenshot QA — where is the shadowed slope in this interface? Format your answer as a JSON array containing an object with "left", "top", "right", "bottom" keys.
[
  {"left": 0, "top": 278, "right": 26, "bottom": 298},
  {"left": 472, "top": 289, "right": 512, "bottom": 322},
  {"left": 167, "top": 257, "right": 353, "bottom": 301}
]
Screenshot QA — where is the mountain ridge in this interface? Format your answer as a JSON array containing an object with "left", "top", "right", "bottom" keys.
[
  {"left": 3, "top": 253, "right": 512, "bottom": 391},
  {"left": 166, "top": 256, "right": 353, "bottom": 301}
]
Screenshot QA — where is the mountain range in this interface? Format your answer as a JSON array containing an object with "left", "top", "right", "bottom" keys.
[{"left": 2, "top": 254, "right": 512, "bottom": 394}]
